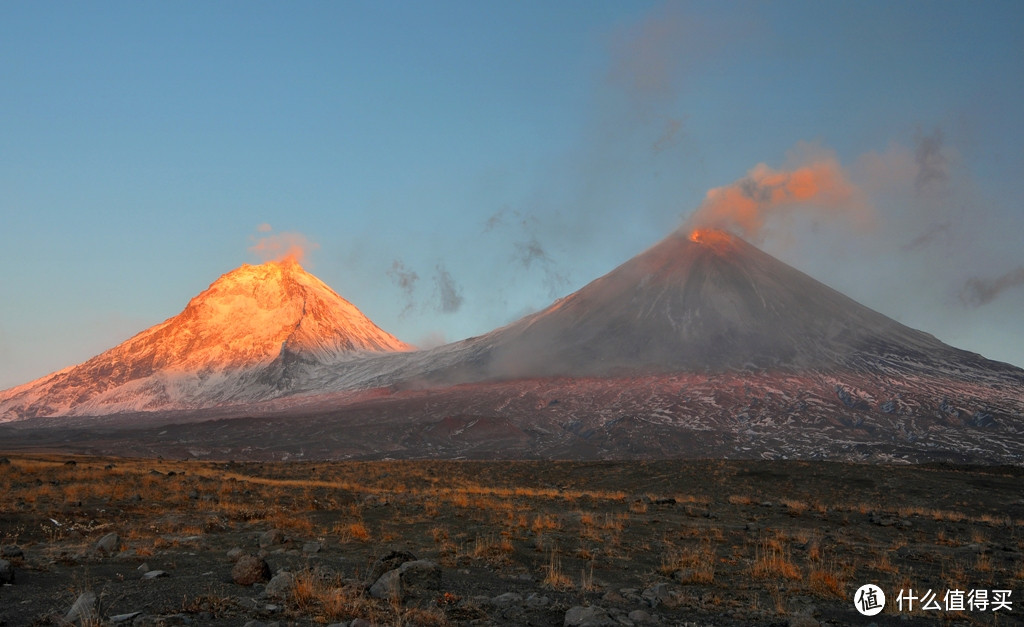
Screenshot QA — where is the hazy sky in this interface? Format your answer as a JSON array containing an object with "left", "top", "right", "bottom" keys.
[{"left": 2, "top": 1, "right": 1023, "bottom": 389}]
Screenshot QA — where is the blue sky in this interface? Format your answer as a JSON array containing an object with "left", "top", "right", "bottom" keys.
[{"left": 2, "top": 1, "right": 1023, "bottom": 388}]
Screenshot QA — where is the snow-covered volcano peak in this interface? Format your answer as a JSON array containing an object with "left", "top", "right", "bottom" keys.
[
  {"left": 176, "top": 259, "right": 411, "bottom": 363},
  {"left": 0, "top": 261, "right": 412, "bottom": 418}
]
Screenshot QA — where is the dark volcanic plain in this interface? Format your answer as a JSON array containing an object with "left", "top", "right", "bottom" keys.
[{"left": 1, "top": 454, "right": 1022, "bottom": 626}]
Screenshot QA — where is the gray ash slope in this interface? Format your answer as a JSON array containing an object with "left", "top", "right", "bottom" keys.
[
  {"left": 1, "top": 229, "right": 1022, "bottom": 463},
  {"left": 385, "top": 228, "right": 1018, "bottom": 383}
]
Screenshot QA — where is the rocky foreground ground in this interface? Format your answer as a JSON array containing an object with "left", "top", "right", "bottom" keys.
[{"left": 0, "top": 455, "right": 1022, "bottom": 626}]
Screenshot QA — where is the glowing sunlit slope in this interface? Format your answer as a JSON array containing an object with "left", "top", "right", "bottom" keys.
[{"left": 0, "top": 259, "right": 411, "bottom": 419}]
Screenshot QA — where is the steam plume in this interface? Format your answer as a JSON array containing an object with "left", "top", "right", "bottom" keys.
[
  {"left": 686, "top": 147, "right": 873, "bottom": 241},
  {"left": 960, "top": 267, "right": 1024, "bottom": 307},
  {"left": 249, "top": 227, "right": 318, "bottom": 264}
]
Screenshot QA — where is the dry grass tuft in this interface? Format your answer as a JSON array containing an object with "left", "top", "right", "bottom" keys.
[
  {"left": 808, "top": 560, "right": 847, "bottom": 598},
  {"left": 542, "top": 549, "right": 573, "bottom": 590},
  {"left": 335, "top": 521, "right": 371, "bottom": 542},
  {"left": 750, "top": 535, "right": 801, "bottom": 581},
  {"left": 659, "top": 537, "right": 716, "bottom": 584}
]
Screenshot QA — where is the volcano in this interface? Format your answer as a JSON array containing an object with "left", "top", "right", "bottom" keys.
[
  {"left": 367, "top": 228, "right": 1020, "bottom": 385},
  {"left": 1, "top": 230, "right": 1022, "bottom": 464},
  {"left": 0, "top": 259, "right": 411, "bottom": 419}
]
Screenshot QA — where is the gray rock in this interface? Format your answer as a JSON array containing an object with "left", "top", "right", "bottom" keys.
[
  {"left": 351, "top": 619, "right": 373, "bottom": 627},
  {"left": 601, "top": 590, "right": 625, "bottom": 604},
  {"left": 259, "top": 529, "right": 286, "bottom": 548},
  {"left": 1, "top": 545, "right": 23, "bottom": 559},
  {"left": 0, "top": 559, "right": 13, "bottom": 584},
  {"left": 564, "top": 605, "right": 617, "bottom": 627},
  {"left": 65, "top": 591, "right": 99, "bottom": 624},
  {"left": 110, "top": 612, "right": 143, "bottom": 623},
  {"left": 364, "top": 550, "right": 418, "bottom": 587},
  {"left": 397, "top": 559, "right": 441, "bottom": 590},
  {"left": 142, "top": 570, "right": 169, "bottom": 579},
  {"left": 641, "top": 583, "right": 678, "bottom": 608},
  {"left": 302, "top": 541, "right": 322, "bottom": 554},
  {"left": 369, "top": 569, "right": 401, "bottom": 599},
  {"left": 525, "top": 592, "right": 550, "bottom": 608},
  {"left": 137, "top": 563, "right": 150, "bottom": 573},
  {"left": 265, "top": 571, "right": 295, "bottom": 599},
  {"left": 226, "top": 547, "right": 245, "bottom": 561},
  {"left": 491, "top": 592, "right": 523, "bottom": 606},
  {"left": 232, "top": 555, "right": 271, "bottom": 585},
  {"left": 369, "top": 559, "right": 441, "bottom": 599},
  {"left": 628, "top": 609, "right": 655, "bottom": 624},
  {"left": 95, "top": 532, "right": 120, "bottom": 554}
]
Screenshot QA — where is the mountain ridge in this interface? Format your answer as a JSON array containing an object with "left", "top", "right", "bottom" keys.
[{"left": 2, "top": 228, "right": 1022, "bottom": 465}]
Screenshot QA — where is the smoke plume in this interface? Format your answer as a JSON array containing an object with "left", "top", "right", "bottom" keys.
[
  {"left": 902, "top": 221, "right": 952, "bottom": 252},
  {"left": 914, "top": 126, "right": 948, "bottom": 193},
  {"left": 686, "top": 146, "right": 873, "bottom": 242},
  {"left": 433, "top": 264, "right": 464, "bottom": 314},
  {"left": 386, "top": 260, "right": 419, "bottom": 317},
  {"left": 960, "top": 267, "right": 1024, "bottom": 307},
  {"left": 483, "top": 208, "right": 568, "bottom": 297},
  {"left": 249, "top": 226, "right": 318, "bottom": 264},
  {"left": 652, "top": 118, "right": 684, "bottom": 154}
]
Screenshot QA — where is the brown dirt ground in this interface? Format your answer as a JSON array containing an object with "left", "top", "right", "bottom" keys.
[{"left": 0, "top": 455, "right": 1022, "bottom": 626}]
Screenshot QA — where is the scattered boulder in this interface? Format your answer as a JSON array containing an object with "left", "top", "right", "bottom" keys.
[
  {"left": 302, "top": 541, "right": 322, "bottom": 554},
  {"left": 364, "top": 550, "right": 418, "bottom": 587},
  {"left": 490, "top": 592, "right": 523, "bottom": 607},
  {"left": 601, "top": 590, "right": 625, "bottom": 604},
  {"left": 1, "top": 545, "right": 22, "bottom": 559},
  {"left": 265, "top": 571, "right": 295, "bottom": 599},
  {"left": 564, "top": 605, "right": 616, "bottom": 627},
  {"left": 628, "top": 609, "right": 656, "bottom": 624},
  {"left": 259, "top": 529, "right": 286, "bottom": 548},
  {"left": 369, "top": 559, "right": 441, "bottom": 600},
  {"left": 0, "top": 558, "right": 14, "bottom": 584},
  {"left": 226, "top": 547, "right": 245, "bottom": 561},
  {"left": 94, "top": 532, "right": 120, "bottom": 555},
  {"left": 142, "top": 570, "right": 169, "bottom": 579},
  {"left": 65, "top": 591, "right": 99, "bottom": 624},
  {"left": 641, "top": 582, "right": 679, "bottom": 608},
  {"left": 232, "top": 555, "right": 272, "bottom": 586}
]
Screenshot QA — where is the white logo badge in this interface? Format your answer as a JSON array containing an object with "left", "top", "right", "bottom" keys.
[{"left": 854, "top": 584, "right": 886, "bottom": 616}]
